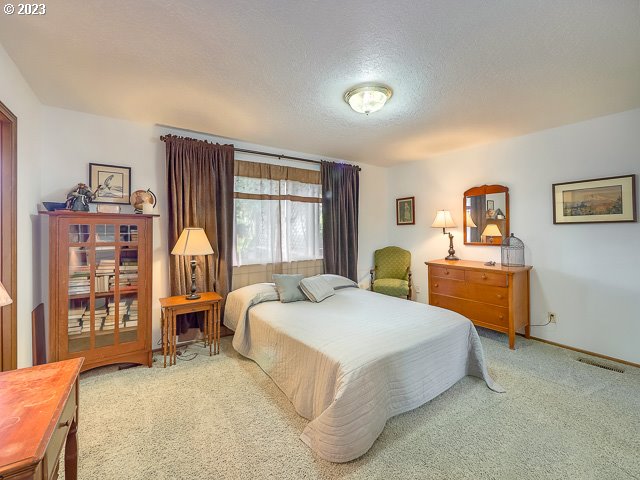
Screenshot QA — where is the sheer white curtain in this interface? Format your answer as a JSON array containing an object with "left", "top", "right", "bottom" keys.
[{"left": 233, "top": 162, "right": 322, "bottom": 267}]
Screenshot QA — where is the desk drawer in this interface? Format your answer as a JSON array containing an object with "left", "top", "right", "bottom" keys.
[
  {"left": 465, "top": 270, "right": 508, "bottom": 287},
  {"left": 45, "top": 383, "right": 76, "bottom": 479},
  {"left": 429, "top": 266, "right": 465, "bottom": 281}
]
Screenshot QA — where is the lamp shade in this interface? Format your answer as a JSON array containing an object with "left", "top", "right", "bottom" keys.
[
  {"left": 465, "top": 211, "right": 477, "bottom": 228},
  {"left": 171, "top": 228, "right": 214, "bottom": 256},
  {"left": 431, "top": 210, "right": 456, "bottom": 229},
  {"left": 481, "top": 224, "right": 502, "bottom": 237},
  {"left": 0, "top": 281, "right": 13, "bottom": 307}
]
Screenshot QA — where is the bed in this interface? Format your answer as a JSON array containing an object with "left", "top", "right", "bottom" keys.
[{"left": 224, "top": 277, "right": 503, "bottom": 463}]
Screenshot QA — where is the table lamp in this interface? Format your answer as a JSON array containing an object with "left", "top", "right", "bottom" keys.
[
  {"left": 0, "top": 281, "right": 13, "bottom": 307},
  {"left": 481, "top": 224, "right": 502, "bottom": 244},
  {"left": 171, "top": 228, "right": 214, "bottom": 300},
  {"left": 431, "top": 210, "right": 459, "bottom": 261},
  {"left": 465, "top": 211, "right": 477, "bottom": 228}
]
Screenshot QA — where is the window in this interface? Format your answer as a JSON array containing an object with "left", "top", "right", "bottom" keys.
[{"left": 233, "top": 162, "right": 322, "bottom": 267}]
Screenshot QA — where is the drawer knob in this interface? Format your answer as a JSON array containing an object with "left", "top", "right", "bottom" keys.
[
  {"left": 481, "top": 274, "right": 487, "bottom": 280},
  {"left": 498, "top": 315, "right": 504, "bottom": 320},
  {"left": 445, "top": 271, "right": 450, "bottom": 275},
  {"left": 434, "top": 283, "right": 439, "bottom": 288},
  {"left": 497, "top": 294, "right": 503, "bottom": 299},
  {"left": 59, "top": 419, "right": 71, "bottom": 428}
]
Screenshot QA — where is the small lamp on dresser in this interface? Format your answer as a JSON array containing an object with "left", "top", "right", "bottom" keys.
[
  {"left": 171, "top": 228, "right": 214, "bottom": 300},
  {"left": 481, "top": 223, "right": 502, "bottom": 245},
  {"left": 431, "top": 210, "right": 459, "bottom": 261}
]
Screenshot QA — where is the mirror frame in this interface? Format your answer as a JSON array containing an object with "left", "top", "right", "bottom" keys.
[{"left": 463, "top": 184, "right": 510, "bottom": 246}]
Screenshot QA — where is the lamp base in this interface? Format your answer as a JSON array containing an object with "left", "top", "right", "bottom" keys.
[
  {"left": 445, "top": 231, "right": 459, "bottom": 261},
  {"left": 445, "top": 254, "right": 459, "bottom": 261},
  {"left": 185, "top": 293, "right": 201, "bottom": 300}
]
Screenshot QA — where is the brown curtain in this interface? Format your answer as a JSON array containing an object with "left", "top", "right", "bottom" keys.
[
  {"left": 321, "top": 161, "right": 359, "bottom": 281},
  {"left": 469, "top": 195, "right": 486, "bottom": 243},
  {"left": 164, "top": 135, "right": 234, "bottom": 334}
]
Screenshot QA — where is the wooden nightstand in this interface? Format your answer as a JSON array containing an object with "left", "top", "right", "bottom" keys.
[{"left": 159, "top": 292, "right": 222, "bottom": 367}]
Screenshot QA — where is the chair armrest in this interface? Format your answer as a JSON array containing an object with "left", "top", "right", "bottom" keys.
[
  {"left": 407, "top": 268, "right": 413, "bottom": 300},
  {"left": 370, "top": 267, "right": 375, "bottom": 291}
]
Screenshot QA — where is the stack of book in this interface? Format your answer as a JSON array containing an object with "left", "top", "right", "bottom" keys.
[
  {"left": 106, "top": 300, "right": 126, "bottom": 331},
  {"left": 125, "top": 299, "right": 138, "bottom": 328},
  {"left": 69, "top": 266, "right": 90, "bottom": 295},
  {"left": 112, "top": 260, "right": 138, "bottom": 291},
  {"left": 68, "top": 305, "right": 86, "bottom": 335},
  {"left": 93, "top": 302, "right": 108, "bottom": 330},
  {"left": 96, "top": 259, "right": 116, "bottom": 293}
]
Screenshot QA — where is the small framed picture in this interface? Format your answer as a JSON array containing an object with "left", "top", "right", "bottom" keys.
[
  {"left": 396, "top": 196, "right": 415, "bottom": 225},
  {"left": 89, "top": 163, "right": 131, "bottom": 204},
  {"left": 553, "top": 174, "right": 637, "bottom": 224},
  {"left": 486, "top": 199, "right": 495, "bottom": 210}
]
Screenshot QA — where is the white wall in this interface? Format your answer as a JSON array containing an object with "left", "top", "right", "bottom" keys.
[
  {"left": 387, "top": 108, "right": 640, "bottom": 364},
  {"left": 0, "top": 44, "right": 43, "bottom": 368},
  {"left": 39, "top": 111, "right": 389, "bottom": 349}
]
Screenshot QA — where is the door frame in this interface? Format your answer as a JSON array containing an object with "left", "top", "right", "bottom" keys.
[{"left": 0, "top": 100, "right": 17, "bottom": 371}]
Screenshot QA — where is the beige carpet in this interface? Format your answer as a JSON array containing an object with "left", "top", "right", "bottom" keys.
[{"left": 70, "top": 330, "right": 640, "bottom": 480}]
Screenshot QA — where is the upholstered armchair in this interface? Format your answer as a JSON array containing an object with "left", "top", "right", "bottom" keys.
[{"left": 370, "top": 246, "right": 413, "bottom": 299}]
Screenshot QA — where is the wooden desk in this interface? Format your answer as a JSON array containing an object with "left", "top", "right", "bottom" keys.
[
  {"left": 159, "top": 292, "right": 222, "bottom": 367},
  {"left": 0, "top": 358, "right": 83, "bottom": 480}
]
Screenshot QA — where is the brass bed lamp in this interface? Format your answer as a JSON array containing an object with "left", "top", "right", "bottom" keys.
[
  {"left": 171, "top": 228, "right": 214, "bottom": 300},
  {"left": 431, "top": 210, "right": 459, "bottom": 261}
]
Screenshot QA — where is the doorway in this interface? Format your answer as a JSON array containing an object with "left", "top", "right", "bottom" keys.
[{"left": 0, "top": 101, "right": 17, "bottom": 371}]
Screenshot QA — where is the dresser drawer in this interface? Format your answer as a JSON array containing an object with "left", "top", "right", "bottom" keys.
[
  {"left": 465, "top": 301, "right": 509, "bottom": 329},
  {"left": 429, "top": 266, "right": 465, "bottom": 281},
  {"left": 429, "top": 294, "right": 467, "bottom": 317},
  {"left": 45, "top": 383, "right": 77, "bottom": 479},
  {"left": 429, "top": 277, "right": 466, "bottom": 298},
  {"left": 465, "top": 270, "right": 508, "bottom": 287},
  {"left": 465, "top": 283, "right": 509, "bottom": 307}
]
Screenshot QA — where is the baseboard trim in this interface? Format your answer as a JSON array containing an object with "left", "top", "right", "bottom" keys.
[{"left": 528, "top": 335, "right": 640, "bottom": 369}]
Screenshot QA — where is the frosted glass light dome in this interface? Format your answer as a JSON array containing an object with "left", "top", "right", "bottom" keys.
[{"left": 344, "top": 84, "right": 393, "bottom": 114}]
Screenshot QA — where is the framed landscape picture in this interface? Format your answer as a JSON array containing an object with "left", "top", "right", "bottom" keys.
[
  {"left": 89, "top": 163, "right": 131, "bottom": 204},
  {"left": 396, "top": 196, "right": 415, "bottom": 225},
  {"left": 552, "top": 174, "right": 636, "bottom": 224}
]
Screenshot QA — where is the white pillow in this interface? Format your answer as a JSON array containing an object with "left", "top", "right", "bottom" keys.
[
  {"left": 319, "top": 274, "right": 358, "bottom": 290},
  {"left": 300, "top": 276, "right": 335, "bottom": 303}
]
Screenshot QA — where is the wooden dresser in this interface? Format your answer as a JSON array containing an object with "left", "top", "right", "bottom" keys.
[
  {"left": 0, "top": 358, "right": 83, "bottom": 479},
  {"left": 425, "top": 259, "right": 532, "bottom": 349}
]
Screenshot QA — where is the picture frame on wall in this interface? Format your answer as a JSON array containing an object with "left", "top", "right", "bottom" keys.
[
  {"left": 89, "top": 163, "right": 132, "bottom": 205},
  {"left": 552, "top": 174, "right": 637, "bottom": 224},
  {"left": 396, "top": 196, "right": 415, "bottom": 225}
]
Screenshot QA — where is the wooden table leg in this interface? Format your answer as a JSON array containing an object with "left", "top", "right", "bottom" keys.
[
  {"left": 215, "top": 303, "right": 220, "bottom": 355},
  {"left": 162, "top": 308, "right": 167, "bottom": 368},
  {"left": 208, "top": 307, "right": 213, "bottom": 356},
  {"left": 65, "top": 417, "right": 79, "bottom": 480},
  {"left": 171, "top": 310, "right": 177, "bottom": 366}
]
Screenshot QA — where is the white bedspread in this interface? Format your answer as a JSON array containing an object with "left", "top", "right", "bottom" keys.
[{"left": 224, "top": 286, "right": 503, "bottom": 463}]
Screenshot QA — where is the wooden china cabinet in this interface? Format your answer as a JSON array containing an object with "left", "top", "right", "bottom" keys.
[{"left": 41, "top": 211, "right": 155, "bottom": 372}]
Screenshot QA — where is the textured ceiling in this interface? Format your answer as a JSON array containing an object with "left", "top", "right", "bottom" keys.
[{"left": 1, "top": 0, "right": 639, "bottom": 166}]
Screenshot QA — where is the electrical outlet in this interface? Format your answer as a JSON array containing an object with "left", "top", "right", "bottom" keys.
[
  {"left": 415, "top": 285, "right": 421, "bottom": 294},
  {"left": 548, "top": 312, "right": 557, "bottom": 324}
]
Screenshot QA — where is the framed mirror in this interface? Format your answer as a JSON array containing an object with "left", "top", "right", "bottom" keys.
[{"left": 463, "top": 184, "right": 509, "bottom": 245}]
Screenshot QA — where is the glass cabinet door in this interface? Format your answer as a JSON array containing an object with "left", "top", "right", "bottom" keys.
[
  {"left": 68, "top": 244, "right": 91, "bottom": 353},
  {"left": 62, "top": 218, "right": 146, "bottom": 360},
  {"left": 119, "top": 245, "right": 139, "bottom": 344}
]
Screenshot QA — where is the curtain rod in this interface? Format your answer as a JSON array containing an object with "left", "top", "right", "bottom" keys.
[{"left": 160, "top": 135, "right": 361, "bottom": 171}]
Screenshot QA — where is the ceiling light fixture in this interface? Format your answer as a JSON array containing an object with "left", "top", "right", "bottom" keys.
[{"left": 344, "top": 84, "right": 393, "bottom": 114}]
